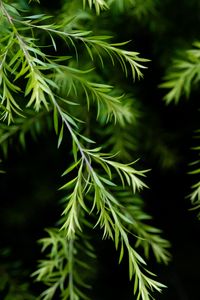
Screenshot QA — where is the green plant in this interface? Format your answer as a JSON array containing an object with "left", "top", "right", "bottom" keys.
[
  {"left": 161, "top": 42, "right": 200, "bottom": 216},
  {"left": 0, "top": 1, "right": 171, "bottom": 299},
  {"left": 160, "top": 42, "right": 200, "bottom": 105}
]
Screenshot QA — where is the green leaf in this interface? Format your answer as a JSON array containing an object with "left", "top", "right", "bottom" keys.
[{"left": 57, "top": 123, "right": 64, "bottom": 148}]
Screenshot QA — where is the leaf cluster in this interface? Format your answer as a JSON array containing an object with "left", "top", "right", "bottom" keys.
[
  {"left": 33, "top": 228, "right": 94, "bottom": 300},
  {"left": 160, "top": 42, "right": 200, "bottom": 217},
  {"left": 108, "top": 0, "right": 158, "bottom": 18},
  {"left": 0, "top": 1, "right": 171, "bottom": 300},
  {"left": 187, "top": 130, "right": 200, "bottom": 218},
  {"left": 160, "top": 42, "right": 200, "bottom": 104}
]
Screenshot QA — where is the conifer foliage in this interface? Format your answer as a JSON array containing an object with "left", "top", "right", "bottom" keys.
[
  {"left": 161, "top": 42, "right": 200, "bottom": 217},
  {"left": 0, "top": 1, "right": 172, "bottom": 299}
]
